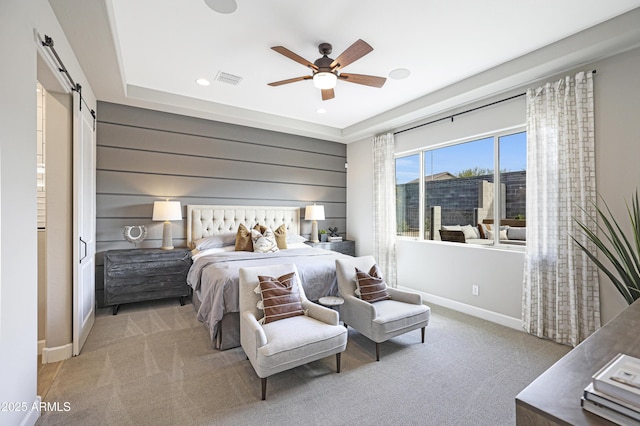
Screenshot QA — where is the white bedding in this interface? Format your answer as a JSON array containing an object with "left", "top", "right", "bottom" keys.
[{"left": 186, "top": 246, "right": 350, "bottom": 345}]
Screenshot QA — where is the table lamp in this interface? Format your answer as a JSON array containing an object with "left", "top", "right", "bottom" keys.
[
  {"left": 152, "top": 200, "right": 182, "bottom": 250},
  {"left": 305, "top": 204, "right": 325, "bottom": 243}
]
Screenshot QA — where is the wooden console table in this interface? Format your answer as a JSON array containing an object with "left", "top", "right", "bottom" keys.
[{"left": 516, "top": 299, "right": 640, "bottom": 425}]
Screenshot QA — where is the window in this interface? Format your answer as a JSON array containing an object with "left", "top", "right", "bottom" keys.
[
  {"left": 396, "top": 130, "right": 526, "bottom": 246},
  {"left": 396, "top": 154, "right": 420, "bottom": 238}
]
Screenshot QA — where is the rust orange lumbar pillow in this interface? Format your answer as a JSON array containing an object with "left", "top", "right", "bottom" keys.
[
  {"left": 355, "top": 264, "right": 391, "bottom": 303},
  {"left": 257, "top": 272, "right": 304, "bottom": 324}
]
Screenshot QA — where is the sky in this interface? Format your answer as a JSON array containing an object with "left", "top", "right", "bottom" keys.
[{"left": 396, "top": 131, "right": 526, "bottom": 184}]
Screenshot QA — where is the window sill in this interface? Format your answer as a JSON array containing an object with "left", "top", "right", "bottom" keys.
[{"left": 396, "top": 237, "right": 526, "bottom": 253}]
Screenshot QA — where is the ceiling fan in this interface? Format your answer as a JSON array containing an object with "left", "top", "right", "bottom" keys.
[{"left": 268, "top": 39, "right": 386, "bottom": 101}]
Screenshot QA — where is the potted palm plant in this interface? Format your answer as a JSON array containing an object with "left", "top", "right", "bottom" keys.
[{"left": 572, "top": 191, "right": 640, "bottom": 305}]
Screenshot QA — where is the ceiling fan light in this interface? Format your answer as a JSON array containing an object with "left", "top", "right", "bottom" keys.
[{"left": 313, "top": 72, "right": 337, "bottom": 89}]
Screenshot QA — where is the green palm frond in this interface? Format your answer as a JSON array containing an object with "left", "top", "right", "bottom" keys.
[{"left": 571, "top": 190, "right": 640, "bottom": 305}]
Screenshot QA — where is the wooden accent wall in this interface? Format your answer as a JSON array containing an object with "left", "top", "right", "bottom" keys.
[{"left": 95, "top": 102, "right": 346, "bottom": 305}]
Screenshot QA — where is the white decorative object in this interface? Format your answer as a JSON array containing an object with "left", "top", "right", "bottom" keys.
[
  {"left": 305, "top": 204, "right": 325, "bottom": 243},
  {"left": 152, "top": 200, "right": 182, "bottom": 250},
  {"left": 123, "top": 225, "right": 147, "bottom": 247},
  {"left": 523, "top": 71, "right": 599, "bottom": 346},
  {"left": 372, "top": 133, "right": 397, "bottom": 288}
]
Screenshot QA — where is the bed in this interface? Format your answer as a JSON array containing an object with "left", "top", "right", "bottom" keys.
[{"left": 185, "top": 205, "right": 352, "bottom": 350}]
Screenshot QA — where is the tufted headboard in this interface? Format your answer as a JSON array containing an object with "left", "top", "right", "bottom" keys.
[{"left": 186, "top": 205, "right": 301, "bottom": 249}]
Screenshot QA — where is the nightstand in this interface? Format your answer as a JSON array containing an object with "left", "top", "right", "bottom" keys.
[
  {"left": 304, "top": 240, "right": 355, "bottom": 256},
  {"left": 104, "top": 248, "right": 192, "bottom": 315}
]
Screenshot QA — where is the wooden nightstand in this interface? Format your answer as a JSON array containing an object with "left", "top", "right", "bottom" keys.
[
  {"left": 304, "top": 240, "right": 355, "bottom": 256},
  {"left": 103, "top": 248, "right": 192, "bottom": 315}
]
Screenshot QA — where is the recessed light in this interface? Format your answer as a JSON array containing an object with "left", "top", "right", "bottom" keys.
[
  {"left": 204, "top": 0, "right": 237, "bottom": 14},
  {"left": 316, "top": 108, "right": 327, "bottom": 114},
  {"left": 196, "top": 78, "right": 210, "bottom": 86},
  {"left": 389, "top": 68, "right": 411, "bottom": 80}
]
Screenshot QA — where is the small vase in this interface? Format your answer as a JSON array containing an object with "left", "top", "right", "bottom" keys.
[{"left": 320, "top": 234, "right": 328, "bottom": 242}]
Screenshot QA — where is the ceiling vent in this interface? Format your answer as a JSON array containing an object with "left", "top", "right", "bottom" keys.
[{"left": 215, "top": 71, "right": 243, "bottom": 85}]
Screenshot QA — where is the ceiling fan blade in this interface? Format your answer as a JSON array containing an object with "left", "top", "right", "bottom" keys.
[
  {"left": 271, "top": 46, "right": 319, "bottom": 71},
  {"left": 330, "top": 39, "right": 373, "bottom": 71},
  {"left": 338, "top": 73, "right": 386, "bottom": 88},
  {"left": 268, "top": 76, "right": 312, "bottom": 86},
  {"left": 321, "top": 88, "right": 335, "bottom": 101}
]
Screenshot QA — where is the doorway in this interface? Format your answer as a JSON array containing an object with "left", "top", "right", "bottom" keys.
[{"left": 36, "top": 53, "right": 74, "bottom": 365}]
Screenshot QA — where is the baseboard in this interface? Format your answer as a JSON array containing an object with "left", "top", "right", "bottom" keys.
[
  {"left": 41, "top": 343, "right": 73, "bottom": 364},
  {"left": 18, "top": 395, "right": 41, "bottom": 426},
  {"left": 38, "top": 340, "right": 45, "bottom": 355},
  {"left": 398, "top": 286, "right": 523, "bottom": 331}
]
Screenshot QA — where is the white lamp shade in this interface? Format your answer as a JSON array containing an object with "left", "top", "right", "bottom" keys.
[
  {"left": 152, "top": 201, "right": 182, "bottom": 221},
  {"left": 305, "top": 204, "right": 325, "bottom": 221},
  {"left": 313, "top": 72, "right": 337, "bottom": 90}
]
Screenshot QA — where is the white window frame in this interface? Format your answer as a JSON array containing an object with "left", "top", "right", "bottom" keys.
[{"left": 395, "top": 125, "right": 526, "bottom": 249}]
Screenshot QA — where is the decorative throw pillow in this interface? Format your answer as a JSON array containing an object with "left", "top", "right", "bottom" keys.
[
  {"left": 507, "top": 227, "right": 526, "bottom": 241},
  {"left": 251, "top": 228, "right": 279, "bottom": 253},
  {"left": 461, "top": 224, "right": 480, "bottom": 240},
  {"left": 235, "top": 223, "right": 253, "bottom": 252},
  {"left": 479, "top": 223, "right": 490, "bottom": 239},
  {"left": 254, "top": 224, "right": 287, "bottom": 249},
  {"left": 486, "top": 229, "right": 509, "bottom": 240},
  {"left": 273, "top": 224, "right": 287, "bottom": 249},
  {"left": 355, "top": 264, "right": 391, "bottom": 303},
  {"left": 477, "top": 224, "right": 486, "bottom": 239},
  {"left": 257, "top": 272, "right": 304, "bottom": 324}
]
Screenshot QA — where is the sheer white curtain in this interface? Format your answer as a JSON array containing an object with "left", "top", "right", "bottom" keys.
[
  {"left": 372, "top": 133, "right": 397, "bottom": 287},
  {"left": 523, "top": 71, "right": 600, "bottom": 346}
]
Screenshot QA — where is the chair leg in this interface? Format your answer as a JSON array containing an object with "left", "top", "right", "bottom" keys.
[
  {"left": 375, "top": 342, "right": 380, "bottom": 361},
  {"left": 261, "top": 377, "right": 267, "bottom": 401},
  {"left": 421, "top": 326, "right": 426, "bottom": 343},
  {"left": 336, "top": 353, "right": 341, "bottom": 373}
]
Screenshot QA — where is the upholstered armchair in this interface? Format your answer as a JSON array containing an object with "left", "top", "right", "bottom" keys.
[
  {"left": 335, "top": 256, "right": 430, "bottom": 361},
  {"left": 239, "top": 263, "right": 348, "bottom": 400}
]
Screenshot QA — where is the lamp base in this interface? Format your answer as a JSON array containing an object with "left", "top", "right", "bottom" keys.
[
  {"left": 161, "top": 221, "right": 174, "bottom": 250},
  {"left": 310, "top": 220, "right": 319, "bottom": 243}
]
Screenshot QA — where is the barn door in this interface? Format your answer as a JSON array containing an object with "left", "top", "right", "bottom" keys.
[{"left": 72, "top": 90, "right": 96, "bottom": 356}]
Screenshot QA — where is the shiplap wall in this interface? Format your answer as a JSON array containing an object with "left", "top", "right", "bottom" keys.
[{"left": 95, "top": 101, "right": 347, "bottom": 305}]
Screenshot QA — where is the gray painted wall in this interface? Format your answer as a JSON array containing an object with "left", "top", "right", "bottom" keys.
[{"left": 95, "top": 102, "right": 347, "bottom": 305}]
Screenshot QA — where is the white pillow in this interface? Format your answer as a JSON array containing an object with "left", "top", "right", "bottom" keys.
[
  {"left": 507, "top": 227, "right": 526, "bottom": 241},
  {"left": 194, "top": 233, "right": 236, "bottom": 250},
  {"left": 251, "top": 228, "right": 279, "bottom": 253},
  {"left": 286, "top": 234, "right": 308, "bottom": 243},
  {"left": 487, "top": 229, "right": 509, "bottom": 240},
  {"left": 442, "top": 225, "right": 462, "bottom": 231},
  {"left": 461, "top": 224, "right": 480, "bottom": 240}
]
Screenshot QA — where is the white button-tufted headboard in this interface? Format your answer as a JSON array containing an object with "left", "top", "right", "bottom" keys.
[{"left": 186, "top": 205, "right": 301, "bottom": 249}]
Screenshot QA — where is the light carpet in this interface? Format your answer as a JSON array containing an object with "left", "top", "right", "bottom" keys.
[{"left": 36, "top": 298, "right": 570, "bottom": 425}]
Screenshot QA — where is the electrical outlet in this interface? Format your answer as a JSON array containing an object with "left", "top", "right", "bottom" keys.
[{"left": 472, "top": 285, "right": 479, "bottom": 296}]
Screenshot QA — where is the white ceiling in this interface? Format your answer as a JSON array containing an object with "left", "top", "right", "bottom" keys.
[{"left": 49, "top": 0, "right": 640, "bottom": 142}]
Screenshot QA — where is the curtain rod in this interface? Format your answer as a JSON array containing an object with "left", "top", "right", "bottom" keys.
[
  {"left": 41, "top": 35, "right": 96, "bottom": 120},
  {"left": 394, "top": 69, "right": 596, "bottom": 136}
]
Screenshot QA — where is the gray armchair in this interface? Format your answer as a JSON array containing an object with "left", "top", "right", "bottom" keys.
[
  {"left": 335, "top": 256, "right": 430, "bottom": 361},
  {"left": 239, "top": 263, "right": 348, "bottom": 400}
]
